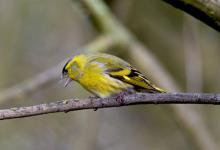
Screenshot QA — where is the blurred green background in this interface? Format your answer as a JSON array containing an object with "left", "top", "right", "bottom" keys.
[{"left": 0, "top": 0, "right": 219, "bottom": 150}]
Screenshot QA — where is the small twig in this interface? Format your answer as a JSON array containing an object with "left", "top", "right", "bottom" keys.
[
  {"left": 0, "top": 93, "right": 219, "bottom": 120},
  {"left": 0, "top": 65, "right": 61, "bottom": 103}
]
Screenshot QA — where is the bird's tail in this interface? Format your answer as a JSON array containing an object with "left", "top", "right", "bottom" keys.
[{"left": 153, "top": 86, "right": 166, "bottom": 93}]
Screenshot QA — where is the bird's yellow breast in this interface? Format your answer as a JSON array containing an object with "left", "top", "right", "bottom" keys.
[{"left": 78, "top": 63, "right": 132, "bottom": 98}]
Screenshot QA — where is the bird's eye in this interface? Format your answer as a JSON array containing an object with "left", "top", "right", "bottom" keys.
[
  {"left": 62, "top": 65, "right": 69, "bottom": 77},
  {"left": 62, "top": 58, "right": 72, "bottom": 77},
  {"left": 61, "top": 66, "right": 68, "bottom": 80},
  {"left": 62, "top": 67, "right": 68, "bottom": 76}
]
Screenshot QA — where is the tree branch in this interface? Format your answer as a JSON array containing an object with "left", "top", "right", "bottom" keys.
[
  {"left": 162, "top": 0, "right": 220, "bottom": 32},
  {"left": 0, "top": 93, "right": 219, "bottom": 120}
]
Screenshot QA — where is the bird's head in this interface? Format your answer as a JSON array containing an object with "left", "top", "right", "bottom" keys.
[{"left": 62, "top": 54, "right": 87, "bottom": 87}]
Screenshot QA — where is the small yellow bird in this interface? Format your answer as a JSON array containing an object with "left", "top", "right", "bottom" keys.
[{"left": 62, "top": 53, "right": 165, "bottom": 98}]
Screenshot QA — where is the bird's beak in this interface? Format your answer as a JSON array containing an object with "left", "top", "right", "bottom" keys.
[{"left": 64, "top": 77, "right": 72, "bottom": 87}]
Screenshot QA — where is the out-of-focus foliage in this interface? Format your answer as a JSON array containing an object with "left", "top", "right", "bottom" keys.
[{"left": 0, "top": 0, "right": 219, "bottom": 150}]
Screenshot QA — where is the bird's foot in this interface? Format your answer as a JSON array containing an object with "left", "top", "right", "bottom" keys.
[
  {"left": 115, "top": 89, "right": 136, "bottom": 105},
  {"left": 89, "top": 95, "right": 99, "bottom": 111},
  {"left": 115, "top": 92, "right": 127, "bottom": 105}
]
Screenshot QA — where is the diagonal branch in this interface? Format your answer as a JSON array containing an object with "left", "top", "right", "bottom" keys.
[
  {"left": 0, "top": 93, "right": 219, "bottom": 120},
  {"left": 162, "top": 0, "right": 220, "bottom": 32}
]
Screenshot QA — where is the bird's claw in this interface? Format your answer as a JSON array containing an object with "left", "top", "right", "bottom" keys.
[
  {"left": 89, "top": 95, "right": 99, "bottom": 111},
  {"left": 115, "top": 92, "right": 126, "bottom": 105}
]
